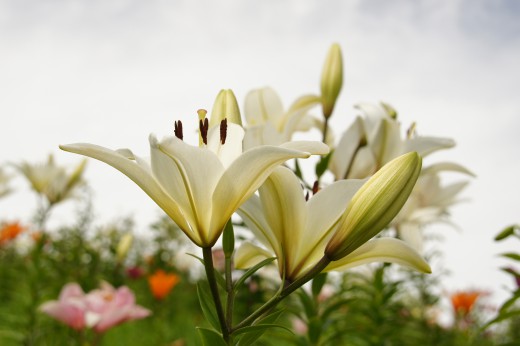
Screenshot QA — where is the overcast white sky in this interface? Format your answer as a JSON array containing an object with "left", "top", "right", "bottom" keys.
[{"left": 1, "top": 0, "right": 519, "bottom": 311}]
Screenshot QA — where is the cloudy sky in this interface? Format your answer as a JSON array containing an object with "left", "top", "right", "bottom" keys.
[{"left": 1, "top": 0, "right": 519, "bottom": 311}]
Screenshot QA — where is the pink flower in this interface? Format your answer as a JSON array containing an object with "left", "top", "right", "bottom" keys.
[
  {"left": 40, "top": 283, "right": 89, "bottom": 330},
  {"left": 40, "top": 282, "right": 151, "bottom": 333},
  {"left": 85, "top": 282, "right": 151, "bottom": 333}
]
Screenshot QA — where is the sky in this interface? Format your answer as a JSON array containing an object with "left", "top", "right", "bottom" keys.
[{"left": 1, "top": 0, "right": 519, "bottom": 314}]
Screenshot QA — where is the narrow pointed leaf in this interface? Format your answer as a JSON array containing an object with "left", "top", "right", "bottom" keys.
[
  {"left": 197, "top": 282, "right": 221, "bottom": 331},
  {"left": 234, "top": 257, "right": 276, "bottom": 292},
  {"left": 236, "top": 309, "right": 286, "bottom": 346},
  {"left": 197, "top": 327, "right": 227, "bottom": 346}
]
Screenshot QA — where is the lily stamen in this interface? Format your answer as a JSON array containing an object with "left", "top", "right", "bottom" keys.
[
  {"left": 199, "top": 118, "right": 209, "bottom": 145},
  {"left": 312, "top": 180, "right": 319, "bottom": 195},
  {"left": 174, "top": 121, "right": 183, "bottom": 140},
  {"left": 220, "top": 119, "right": 228, "bottom": 144}
]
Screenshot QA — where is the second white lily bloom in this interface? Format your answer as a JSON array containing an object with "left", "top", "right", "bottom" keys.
[{"left": 236, "top": 156, "right": 430, "bottom": 281}]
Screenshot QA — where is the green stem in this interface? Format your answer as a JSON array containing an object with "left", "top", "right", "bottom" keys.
[
  {"left": 202, "top": 247, "right": 229, "bottom": 342},
  {"left": 322, "top": 117, "right": 329, "bottom": 144},
  {"left": 225, "top": 255, "right": 234, "bottom": 328},
  {"left": 232, "top": 256, "right": 331, "bottom": 332}
]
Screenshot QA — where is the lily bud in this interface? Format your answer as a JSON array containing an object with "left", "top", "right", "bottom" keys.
[
  {"left": 325, "top": 152, "right": 422, "bottom": 261},
  {"left": 210, "top": 89, "right": 243, "bottom": 127},
  {"left": 320, "top": 43, "right": 343, "bottom": 119},
  {"left": 116, "top": 233, "right": 134, "bottom": 262}
]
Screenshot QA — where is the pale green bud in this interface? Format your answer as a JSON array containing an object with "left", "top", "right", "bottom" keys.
[
  {"left": 210, "top": 89, "right": 242, "bottom": 127},
  {"left": 320, "top": 43, "right": 343, "bottom": 119},
  {"left": 116, "top": 232, "right": 134, "bottom": 262},
  {"left": 325, "top": 152, "right": 422, "bottom": 261}
]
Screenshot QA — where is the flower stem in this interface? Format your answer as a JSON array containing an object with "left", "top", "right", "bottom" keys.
[
  {"left": 322, "top": 117, "right": 329, "bottom": 144},
  {"left": 225, "top": 255, "right": 235, "bottom": 328},
  {"left": 232, "top": 256, "right": 331, "bottom": 331},
  {"left": 202, "top": 247, "right": 229, "bottom": 342}
]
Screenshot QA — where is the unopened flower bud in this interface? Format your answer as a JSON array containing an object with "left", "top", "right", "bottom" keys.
[
  {"left": 116, "top": 233, "right": 134, "bottom": 262},
  {"left": 320, "top": 43, "right": 343, "bottom": 119},
  {"left": 325, "top": 152, "right": 422, "bottom": 260},
  {"left": 210, "top": 89, "right": 242, "bottom": 127}
]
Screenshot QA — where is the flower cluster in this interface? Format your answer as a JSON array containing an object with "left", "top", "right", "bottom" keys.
[{"left": 57, "top": 43, "right": 471, "bottom": 343}]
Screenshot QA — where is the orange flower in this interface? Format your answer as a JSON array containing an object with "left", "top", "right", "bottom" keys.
[
  {"left": 450, "top": 291, "right": 480, "bottom": 317},
  {"left": 148, "top": 270, "right": 180, "bottom": 300},
  {"left": 0, "top": 222, "right": 26, "bottom": 245}
]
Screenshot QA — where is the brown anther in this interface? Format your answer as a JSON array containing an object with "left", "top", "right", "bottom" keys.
[
  {"left": 174, "top": 120, "right": 183, "bottom": 140},
  {"left": 312, "top": 181, "right": 320, "bottom": 195},
  {"left": 305, "top": 191, "right": 310, "bottom": 201},
  {"left": 199, "top": 118, "right": 209, "bottom": 145},
  {"left": 220, "top": 118, "right": 228, "bottom": 144}
]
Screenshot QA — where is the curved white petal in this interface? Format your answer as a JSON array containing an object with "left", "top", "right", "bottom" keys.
[
  {"left": 151, "top": 135, "right": 225, "bottom": 244},
  {"left": 403, "top": 137, "right": 455, "bottom": 157},
  {"left": 397, "top": 223, "right": 424, "bottom": 252},
  {"left": 295, "top": 179, "right": 365, "bottom": 271},
  {"left": 206, "top": 123, "right": 245, "bottom": 169},
  {"left": 258, "top": 167, "right": 306, "bottom": 274},
  {"left": 325, "top": 238, "right": 431, "bottom": 273},
  {"left": 212, "top": 145, "right": 319, "bottom": 236},
  {"left": 237, "top": 195, "right": 280, "bottom": 256},
  {"left": 279, "top": 141, "right": 330, "bottom": 156},
  {"left": 235, "top": 242, "right": 274, "bottom": 269},
  {"left": 59, "top": 143, "right": 197, "bottom": 243},
  {"left": 244, "top": 87, "right": 284, "bottom": 127},
  {"left": 329, "top": 116, "right": 365, "bottom": 179},
  {"left": 348, "top": 146, "right": 376, "bottom": 179},
  {"left": 421, "top": 162, "right": 475, "bottom": 177}
]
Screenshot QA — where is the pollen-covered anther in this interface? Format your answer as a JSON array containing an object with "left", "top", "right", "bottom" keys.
[
  {"left": 174, "top": 120, "right": 183, "bottom": 140},
  {"left": 199, "top": 118, "right": 209, "bottom": 145},
  {"left": 312, "top": 180, "right": 320, "bottom": 195},
  {"left": 220, "top": 118, "right": 228, "bottom": 144}
]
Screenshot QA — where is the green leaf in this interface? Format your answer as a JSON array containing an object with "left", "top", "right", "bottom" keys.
[
  {"left": 499, "top": 291, "right": 520, "bottom": 313},
  {"left": 234, "top": 323, "right": 294, "bottom": 336},
  {"left": 197, "top": 282, "right": 221, "bottom": 331},
  {"left": 308, "top": 317, "right": 322, "bottom": 344},
  {"left": 236, "top": 310, "right": 285, "bottom": 345},
  {"left": 294, "top": 158, "right": 303, "bottom": 179},
  {"left": 197, "top": 327, "right": 228, "bottom": 346},
  {"left": 311, "top": 273, "right": 328, "bottom": 298},
  {"left": 483, "top": 309, "right": 520, "bottom": 329},
  {"left": 495, "top": 225, "right": 519, "bottom": 241},
  {"left": 297, "top": 289, "right": 316, "bottom": 317},
  {"left": 234, "top": 257, "right": 276, "bottom": 292},
  {"left": 315, "top": 151, "right": 333, "bottom": 178},
  {"left": 500, "top": 253, "right": 520, "bottom": 261}
]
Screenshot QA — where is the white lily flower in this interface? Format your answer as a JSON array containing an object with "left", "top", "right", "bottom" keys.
[
  {"left": 14, "top": 155, "right": 87, "bottom": 205},
  {"left": 235, "top": 165, "right": 430, "bottom": 281},
  {"left": 243, "top": 87, "right": 322, "bottom": 149},
  {"left": 393, "top": 162, "right": 474, "bottom": 251},
  {"left": 60, "top": 122, "right": 328, "bottom": 248},
  {"left": 329, "top": 102, "right": 455, "bottom": 180}
]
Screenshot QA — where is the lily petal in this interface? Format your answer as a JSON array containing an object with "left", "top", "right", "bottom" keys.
[
  {"left": 258, "top": 167, "right": 306, "bottom": 274},
  {"left": 150, "top": 135, "right": 224, "bottom": 244},
  {"left": 404, "top": 137, "right": 455, "bottom": 157},
  {"left": 421, "top": 162, "right": 475, "bottom": 177},
  {"left": 326, "top": 238, "right": 431, "bottom": 273},
  {"left": 59, "top": 143, "right": 194, "bottom": 242},
  {"left": 235, "top": 242, "right": 273, "bottom": 269},
  {"left": 212, "top": 144, "right": 327, "bottom": 239}
]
